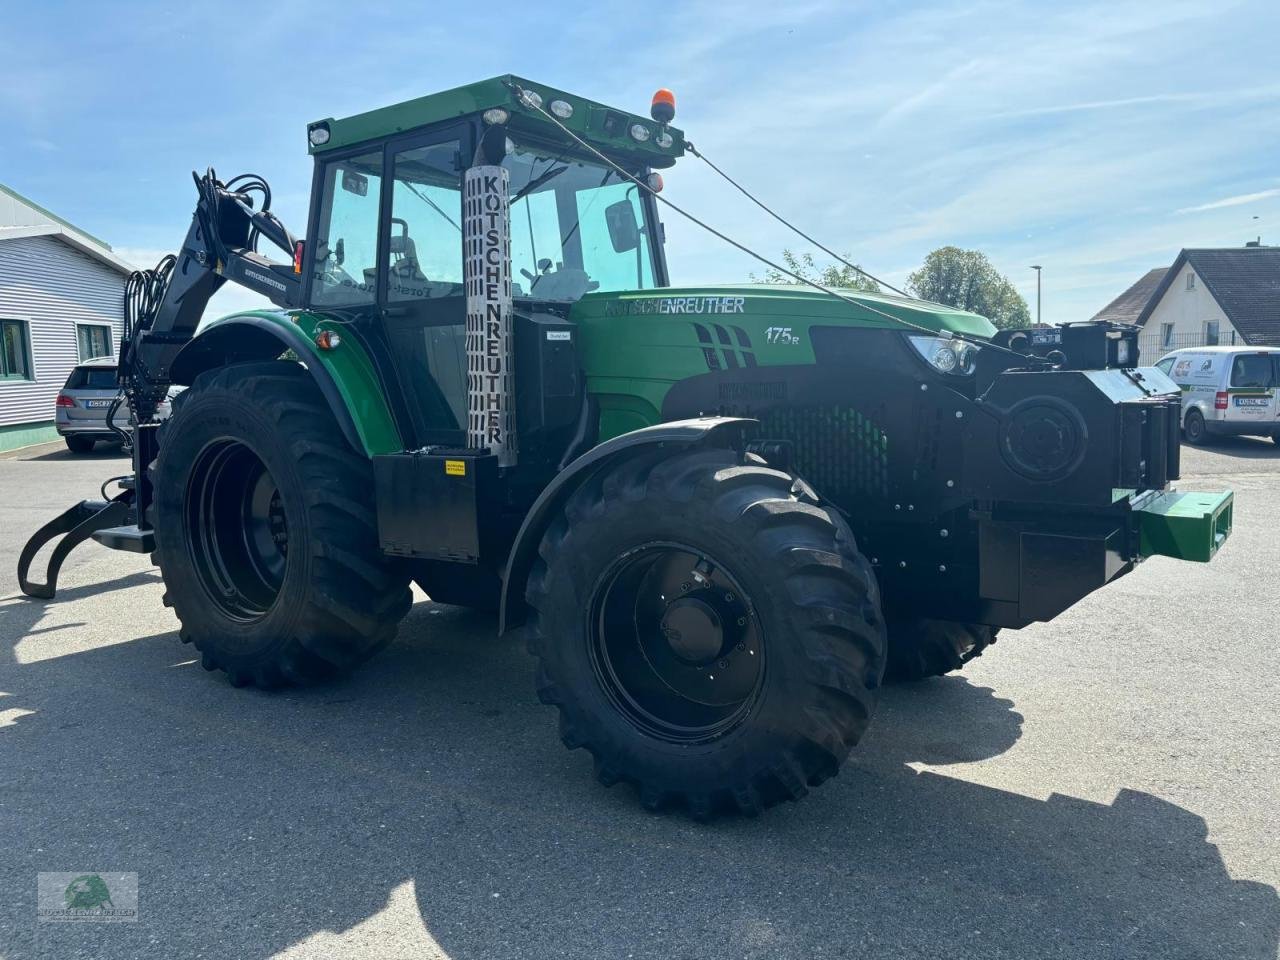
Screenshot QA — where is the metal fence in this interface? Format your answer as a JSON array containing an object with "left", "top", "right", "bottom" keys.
[{"left": 1138, "top": 330, "right": 1240, "bottom": 363}]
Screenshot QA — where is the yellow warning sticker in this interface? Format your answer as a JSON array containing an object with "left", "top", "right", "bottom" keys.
[{"left": 444, "top": 459, "right": 466, "bottom": 477}]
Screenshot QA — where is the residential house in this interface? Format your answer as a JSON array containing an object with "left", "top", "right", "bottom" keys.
[
  {"left": 1092, "top": 244, "right": 1280, "bottom": 361},
  {"left": 0, "top": 183, "right": 133, "bottom": 452}
]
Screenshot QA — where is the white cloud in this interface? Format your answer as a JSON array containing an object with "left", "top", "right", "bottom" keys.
[{"left": 1177, "top": 188, "right": 1280, "bottom": 215}]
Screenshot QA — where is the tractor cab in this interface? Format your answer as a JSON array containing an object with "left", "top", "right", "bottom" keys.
[{"left": 300, "top": 76, "right": 679, "bottom": 451}]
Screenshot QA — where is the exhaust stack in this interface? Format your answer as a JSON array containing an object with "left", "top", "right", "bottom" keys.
[{"left": 464, "top": 163, "right": 517, "bottom": 467}]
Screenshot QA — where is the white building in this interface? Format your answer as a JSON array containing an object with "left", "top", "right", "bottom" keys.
[
  {"left": 0, "top": 183, "right": 133, "bottom": 452},
  {"left": 1092, "top": 244, "right": 1280, "bottom": 360}
]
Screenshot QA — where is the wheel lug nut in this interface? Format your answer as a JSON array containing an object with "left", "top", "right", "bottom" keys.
[
  {"left": 736, "top": 641, "right": 745, "bottom": 650},
  {"left": 718, "top": 659, "right": 728, "bottom": 669},
  {"left": 680, "top": 582, "right": 690, "bottom": 592},
  {"left": 736, "top": 617, "right": 746, "bottom": 627},
  {"left": 724, "top": 592, "right": 734, "bottom": 602}
]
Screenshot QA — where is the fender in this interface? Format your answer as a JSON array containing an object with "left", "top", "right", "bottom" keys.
[
  {"left": 499, "top": 416, "right": 755, "bottom": 634},
  {"left": 169, "top": 310, "right": 402, "bottom": 457}
]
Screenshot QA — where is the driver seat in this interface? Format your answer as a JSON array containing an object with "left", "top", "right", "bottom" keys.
[{"left": 389, "top": 234, "right": 428, "bottom": 285}]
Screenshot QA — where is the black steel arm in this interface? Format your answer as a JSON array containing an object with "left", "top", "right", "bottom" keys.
[{"left": 119, "top": 169, "right": 303, "bottom": 422}]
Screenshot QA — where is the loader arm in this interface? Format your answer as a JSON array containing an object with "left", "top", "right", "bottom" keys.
[
  {"left": 17, "top": 170, "right": 306, "bottom": 597},
  {"left": 120, "top": 170, "right": 303, "bottom": 423}
]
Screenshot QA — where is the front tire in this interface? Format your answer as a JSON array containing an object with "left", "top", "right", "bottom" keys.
[
  {"left": 525, "top": 446, "right": 886, "bottom": 817},
  {"left": 150, "top": 361, "right": 411, "bottom": 688},
  {"left": 884, "top": 617, "right": 998, "bottom": 682}
]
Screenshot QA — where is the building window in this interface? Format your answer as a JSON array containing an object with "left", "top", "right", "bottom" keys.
[
  {"left": 1204, "top": 320, "right": 1220, "bottom": 346},
  {"left": 1160, "top": 322, "right": 1174, "bottom": 348},
  {"left": 1, "top": 319, "right": 32, "bottom": 380},
  {"left": 77, "top": 324, "right": 112, "bottom": 361},
  {"left": 1186, "top": 272, "right": 1195, "bottom": 290}
]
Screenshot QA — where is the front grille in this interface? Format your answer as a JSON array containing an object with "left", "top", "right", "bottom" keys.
[{"left": 756, "top": 405, "right": 889, "bottom": 506}]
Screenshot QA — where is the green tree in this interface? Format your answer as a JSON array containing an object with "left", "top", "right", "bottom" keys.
[
  {"left": 752, "top": 249, "right": 880, "bottom": 293},
  {"left": 906, "top": 246, "right": 1031, "bottom": 330}
]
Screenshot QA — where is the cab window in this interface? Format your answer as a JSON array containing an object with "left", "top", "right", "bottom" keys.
[
  {"left": 386, "top": 141, "right": 464, "bottom": 301},
  {"left": 312, "top": 151, "right": 382, "bottom": 307},
  {"left": 577, "top": 182, "right": 654, "bottom": 292},
  {"left": 1230, "top": 354, "right": 1273, "bottom": 389},
  {"left": 504, "top": 144, "right": 656, "bottom": 301},
  {"left": 1155, "top": 357, "right": 1175, "bottom": 376}
]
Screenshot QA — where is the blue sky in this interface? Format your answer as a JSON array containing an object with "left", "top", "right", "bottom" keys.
[{"left": 2, "top": 0, "right": 1278, "bottom": 323}]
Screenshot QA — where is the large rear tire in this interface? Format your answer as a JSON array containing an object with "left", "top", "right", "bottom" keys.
[
  {"left": 525, "top": 446, "right": 886, "bottom": 817},
  {"left": 884, "top": 617, "right": 998, "bottom": 682},
  {"left": 150, "top": 361, "right": 411, "bottom": 688}
]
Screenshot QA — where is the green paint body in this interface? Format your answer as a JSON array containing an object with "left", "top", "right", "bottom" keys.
[
  {"left": 197, "top": 309, "right": 402, "bottom": 456},
  {"left": 199, "top": 285, "right": 991, "bottom": 457},
  {"left": 1136, "top": 489, "right": 1234, "bottom": 563},
  {"left": 569, "top": 284, "right": 995, "bottom": 440}
]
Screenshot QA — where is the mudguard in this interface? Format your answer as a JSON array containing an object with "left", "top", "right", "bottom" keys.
[
  {"left": 498, "top": 416, "right": 756, "bottom": 634},
  {"left": 169, "top": 310, "right": 401, "bottom": 457}
]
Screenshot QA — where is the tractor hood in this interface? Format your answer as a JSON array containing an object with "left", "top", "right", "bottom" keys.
[
  {"left": 570, "top": 284, "right": 998, "bottom": 440},
  {"left": 573, "top": 284, "right": 997, "bottom": 338}
]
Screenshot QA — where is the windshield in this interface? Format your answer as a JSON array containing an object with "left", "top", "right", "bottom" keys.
[{"left": 503, "top": 144, "right": 656, "bottom": 302}]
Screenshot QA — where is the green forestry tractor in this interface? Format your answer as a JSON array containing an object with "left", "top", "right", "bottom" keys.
[{"left": 19, "top": 77, "right": 1234, "bottom": 816}]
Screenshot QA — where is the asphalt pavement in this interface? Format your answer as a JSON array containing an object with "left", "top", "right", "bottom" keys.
[{"left": 1, "top": 437, "right": 1277, "bottom": 959}]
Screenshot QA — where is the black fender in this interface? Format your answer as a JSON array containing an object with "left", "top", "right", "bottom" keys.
[
  {"left": 499, "top": 416, "right": 756, "bottom": 634},
  {"left": 168, "top": 316, "right": 364, "bottom": 455}
]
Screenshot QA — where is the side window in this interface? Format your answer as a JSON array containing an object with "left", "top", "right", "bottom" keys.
[
  {"left": 1230, "top": 354, "right": 1272, "bottom": 389},
  {"left": 77, "top": 324, "right": 112, "bottom": 361},
  {"left": 1155, "top": 357, "right": 1175, "bottom": 375},
  {"left": 577, "top": 182, "right": 653, "bottom": 292},
  {"left": 387, "top": 141, "right": 463, "bottom": 301},
  {"left": 1, "top": 319, "right": 32, "bottom": 380},
  {"left": 312, "top": 151, "right": 382, "bottom": 307},
  {"left": 510, "top": 191, "right": 563, "bottom": 296}
]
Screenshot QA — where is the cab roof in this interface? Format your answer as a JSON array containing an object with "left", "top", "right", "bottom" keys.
[{"left": 307, "top": 75, "right": 686, "bottom": 169}]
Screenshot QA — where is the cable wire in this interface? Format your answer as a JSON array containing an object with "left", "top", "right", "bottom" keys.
[
  {"left": 683, "top": 141, "right": 914, "bottom": 299},
  {"left": 503, "top": 81, "right": 1033, "bottom": 360}
]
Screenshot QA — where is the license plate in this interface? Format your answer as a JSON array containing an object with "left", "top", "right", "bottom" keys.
[
  {"left": 85, "top": 399, "right": 112, "bottom": 408},
  {"left": 1233, "top": 396, "right": 1269, "bottom": 408}
]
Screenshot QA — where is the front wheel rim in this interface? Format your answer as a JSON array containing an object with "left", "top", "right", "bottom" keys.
[
  {"left": 587, "top": 542, "right": 765, "bottom": 745},
  {"left": 185, "top": 439, "right": 288, "bottom": 622}
]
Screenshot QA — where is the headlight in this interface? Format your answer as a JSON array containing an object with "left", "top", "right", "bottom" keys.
[{"left": 908, "top": 335, "right": 979, "bottom": 376}]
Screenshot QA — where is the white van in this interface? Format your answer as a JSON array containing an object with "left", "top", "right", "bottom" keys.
[{"left": 1155, "top": 346, "right": 1280, "bottom": 445}]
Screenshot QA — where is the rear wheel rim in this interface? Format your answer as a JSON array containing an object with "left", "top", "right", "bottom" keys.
[
  {"left": 1187, "top": 412, "right": 1204, "bottom": 440},
  {"left": 587, "top": 542, "right": 765, "bottom": 745},
  {"left": 185, "top": 439, "right": 288, "bottom": 622}
]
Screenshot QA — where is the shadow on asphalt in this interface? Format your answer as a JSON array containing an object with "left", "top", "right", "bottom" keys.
[
  {"left": 5, "top": 441, "right": 130, "bottom": 463},
  {"left": 3, "top": 598, "right": 1276, "bottom": 959}
]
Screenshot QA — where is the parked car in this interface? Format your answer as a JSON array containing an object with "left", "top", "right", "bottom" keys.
[
  {"left": 1155, "top": 345, "right": 1280, "bottom": 445},
  {"left": 55, "top": 357, "right": 176, "bottom": 454}
]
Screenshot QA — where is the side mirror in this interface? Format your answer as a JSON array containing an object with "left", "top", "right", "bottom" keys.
[
  {"left": 341, "top": 169, "right": 369, "bottom": 197},
  {"left": 605, "top": 199, "right": 640, "bottom": 253}
]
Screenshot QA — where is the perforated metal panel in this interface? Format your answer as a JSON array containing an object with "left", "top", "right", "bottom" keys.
[{"left": 756, "top": 405, "right": 890, "bottom": 505}]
